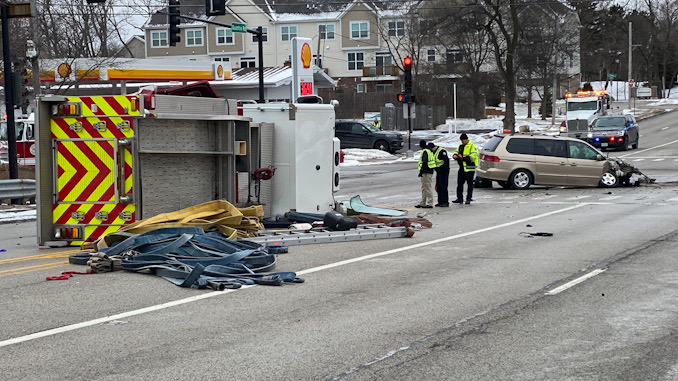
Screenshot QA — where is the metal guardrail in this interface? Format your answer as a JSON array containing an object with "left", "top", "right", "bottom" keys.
[{"left": 0, "top": 179, "right": 36, "bottom": 201}]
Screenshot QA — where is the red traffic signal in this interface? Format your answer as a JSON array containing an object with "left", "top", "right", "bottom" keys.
[
  {"left": 403, "top": 56, "right": 412, "bottom": 70},
  {"left": 397, "top": 93, "right": 404, "bottom": 102}
]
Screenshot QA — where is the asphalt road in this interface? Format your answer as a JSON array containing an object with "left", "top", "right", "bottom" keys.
[{"left": 1, "top": 109, "right": 678, "bottom": 380}]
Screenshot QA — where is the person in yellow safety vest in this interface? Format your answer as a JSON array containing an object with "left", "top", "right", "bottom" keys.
[
  {"left": 372, "top": 117, "right": 381, "bottom": 129},
  {"left": 429, "top": 142, "right": 450, "bottom": 207},
  {"left": 416, "top": 140, "right": 435, "bottom": 208},
  {"left": 451, "top": 133, "right": 479, "bottom": 205}
]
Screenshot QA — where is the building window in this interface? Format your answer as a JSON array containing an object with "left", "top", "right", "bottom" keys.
[
  {"left": 375, "top": 52, "right": 393, "bottom": 66},
  {"left": 185, "top": 29, "right": 203, "bottom": 47},
  {"left": 281, "top": 25, "right": 298, "bottom": 42},
  {"left": 348, "top": 52, "right": 364, "bottom": 71},
  {"left": 213, "top": 56, "right": 230, "bottom": 62},
  {"left": 240, "top": 57, "right": 256, "bottom": 68},
  {"left": 216, "top": 28, "right": 234, "bottom": 45},
  {"left": 446, "top": 48, "right": 464, "bottom": 63},
  {"left": 357, "top": 84, "right": 366, "bottom": 93},
  {"left": 427, "top": 49, "right": 436, "bottom": 62},
  {"left": 376, "top": 84, "right": 393, "bottom": 92},
  {"left": 252, "top": 27, "right": 268, "bottom": 43},
  {"left": 151, "top": 31, "right": 168, "bottom": 48},
  {"left": 350, "top": 21, "right": 369, "bottom": 39},
  {"left": 319, "top": 24, "right": 335, "bottom": 40},
  {"left": 388, "top": 20, "right": 405, "bottom": 37}
]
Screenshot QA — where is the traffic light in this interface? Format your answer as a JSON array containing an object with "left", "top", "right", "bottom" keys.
[
  {"left": 206, "top": 0, "right": 226, "bottom": 15},
  {"left": 403, "top": 56, "right": 413, "bottom": 103},
  {"left": 397, "top": 93, "right": 403, "bottom": 102},
  {"left": 168, "top": 0, "right": 181, "bottom": 46}
]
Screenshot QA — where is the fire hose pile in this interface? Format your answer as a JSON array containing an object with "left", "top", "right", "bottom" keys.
[{"left": 61, "top": 200, "right": 303, "bottom": 290}]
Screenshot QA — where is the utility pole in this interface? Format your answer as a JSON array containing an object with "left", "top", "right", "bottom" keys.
[
  {"left": 628, "top": 21, "right": 632, "bottom": 110},
  {"left": 2, "top": 4, "right": 18, "bottom": 180},
  {"left": 551, "top": 16, "right": 559, "bottom": 126}
]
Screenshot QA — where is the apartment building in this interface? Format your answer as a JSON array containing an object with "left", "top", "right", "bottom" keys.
[{"left": 143, "top": 0, "right": 421, "bottom": 94}]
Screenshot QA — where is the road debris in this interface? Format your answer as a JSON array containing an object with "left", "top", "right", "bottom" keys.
[
  {"left": 608, "top": 158, "right": 656, "bottom": 186},
  {"left": 519, "top": 232, "right": 554, "bottom": 238}
]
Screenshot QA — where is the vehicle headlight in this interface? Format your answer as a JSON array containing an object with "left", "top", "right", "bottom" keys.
[
  {"left": 587, "top": 133, "right": 593, "bottom": 138},
  {"left": 617, "top": 130, "right": 625, "bottom": 136}
]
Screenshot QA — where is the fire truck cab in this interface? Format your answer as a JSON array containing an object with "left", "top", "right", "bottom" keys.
[
  {"left": 559, "top": 90, "right": 610, "bottom": 139},
  {"left": 0, "top": 113, "right": 36, "bottom": 166}
]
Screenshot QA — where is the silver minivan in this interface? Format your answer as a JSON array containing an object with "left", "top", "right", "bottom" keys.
[{"left": 477, "top": 134, "right": 616, "bottom": 189}]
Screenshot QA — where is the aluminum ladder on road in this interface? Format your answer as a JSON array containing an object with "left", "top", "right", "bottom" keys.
[{"left": 245, "top": 223, "right": 410, "bottom": 246}]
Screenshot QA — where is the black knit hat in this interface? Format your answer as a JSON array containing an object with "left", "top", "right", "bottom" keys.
[
  {"left": 460, "top": 133, "right": 469, "bottom": 140},
  {"left": 419, "top": 140, "right": 427, "bottom": 148}
]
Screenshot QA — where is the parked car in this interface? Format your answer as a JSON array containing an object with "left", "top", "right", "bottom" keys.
[
  {"left": 587, "top": 115, "right": 639, "bottom": 151},
  {"left": 477, "top": 133, "right": 617, "bottom": 189},
  {"left": 334, "top": 119, "right": 404, "bottom": 153}
]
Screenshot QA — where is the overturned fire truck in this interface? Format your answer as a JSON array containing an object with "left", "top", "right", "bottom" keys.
[{"left": 34, "top": 86, "right": 339, "bottom": 247}]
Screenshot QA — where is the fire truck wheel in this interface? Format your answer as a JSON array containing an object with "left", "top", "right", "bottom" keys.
[{"left": 497, "top": 181, "right": 512, "bottom": 189}]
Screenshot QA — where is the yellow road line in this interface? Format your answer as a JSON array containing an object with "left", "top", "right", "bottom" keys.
[
  {"left": 0, "top": 261, "right": 70, "bottom": 277},
  {"left": 0, "top": 249, "right": 80, "bottom": 264}
]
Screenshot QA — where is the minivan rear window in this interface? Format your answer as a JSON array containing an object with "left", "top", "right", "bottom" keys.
[
  {"left": 506, "top": 138, "right": 534, "bottom": 155},
  {"left": 483, "top": 136, "right": 504, "bottom": 152}
]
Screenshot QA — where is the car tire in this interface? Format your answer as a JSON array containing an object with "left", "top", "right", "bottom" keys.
[
  {"left": 509, "top": 169, "right": 532, "bottom": 190},
  {"left": 599, "top": 171, "right": 618, "bottom": 187},
  {"left": 632, "top": 138, "right": 638, "bottom": 149},
  {"left": 622, "top": 137, "right": 629, "bottom": 151},
  {"left": 497, "top": 181, "right": 512, "bottom": 189},
  {"left": 373, "top": 140, "right": 390, "bottom": 152}
]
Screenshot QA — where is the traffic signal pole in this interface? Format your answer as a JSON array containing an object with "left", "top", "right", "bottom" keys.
[
  {"left": 1, "top": 4, "right": 18, "bottom": 180},
  {"left": 168, "top": 11, "right": 265, "bottom": 103}
]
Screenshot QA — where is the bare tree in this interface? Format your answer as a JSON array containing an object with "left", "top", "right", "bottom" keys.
[{"left": 434, "top": 1, "right": 494, "bottom": 120}]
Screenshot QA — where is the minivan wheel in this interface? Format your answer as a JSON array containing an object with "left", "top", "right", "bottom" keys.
[
  {"left": 509, "top": 169, "right": 532, "bottom": 190},
  {"left": 374, "top": 140, "right": 390, "bottom": 152},
  {"left": 599, "top": 171, "right": 618, "bottom": 187}
]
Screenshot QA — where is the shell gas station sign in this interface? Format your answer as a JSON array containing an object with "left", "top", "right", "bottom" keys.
[
  {"left": 291, "top": 38, "right": 314, "bottom": 101},
  {"left": 40, "top": 59, "right": 230, "bottom": 83}
]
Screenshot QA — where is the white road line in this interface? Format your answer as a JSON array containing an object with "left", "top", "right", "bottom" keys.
[
  {"left": 533, "top": 195, "right": 558, "bottom": 200},
  {"left": 662, "top": 126, "right": 669, "bottom": 130},
  {"left": 566, "top": 195, "right": 592, "bottom": 200},
  {"left": 545, "top": 269, "right": 607, "bottom": 295},
  {"left": 598, "top": 195, "right": 622, "bottom": 201},
  {"left": 0, "top": 203, "right": 588, "bottom": 348},
  {"left": 633, "top": 159, "right": 645, "bottom": 162},
  {"left": 667, "top": 197, "right": 678, "bottom": 202},
  {"left": 619, "top": 138, "right": 678, "bottom": 158},
  {"left": 653, "top": 158, "right": 665, "bottom": 162},
  {"left": 376, "top": 195, "right": 402, "bottom": 200}
]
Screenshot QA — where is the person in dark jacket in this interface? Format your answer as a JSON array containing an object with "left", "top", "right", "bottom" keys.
[
  {"left": 429, "top": 142, "right": 450, "bottom": 207},
  {"left": 416, "top": 140, "right": 434, "bottom": 208}
]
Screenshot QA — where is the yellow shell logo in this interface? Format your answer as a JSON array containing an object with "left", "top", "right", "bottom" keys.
[
  {"left": 301, "top": 43, "right": 312, "bottom": 69},
  {"left": 217, "top": 65, "right": 224, "bottom": 78},
  {"left": 57, "top": 62, "right": 72, "bottom": 79}
]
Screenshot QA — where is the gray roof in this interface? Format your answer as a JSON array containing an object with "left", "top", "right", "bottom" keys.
[{"left": 147, "top": 0, "right": 422, "bottom": 26}]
